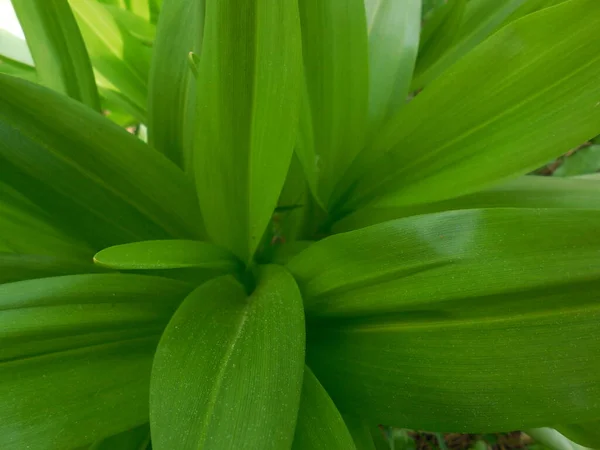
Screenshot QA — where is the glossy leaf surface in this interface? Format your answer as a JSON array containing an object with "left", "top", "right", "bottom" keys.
[
  {"left": 339, "top": 0, "right": 600, "bottom": 212},
  {"left": 93, "top": 240, "right": 239, "bottom": 271},
  {"left": 194, "top": 0, "right": 302, "bottom": 262},
  {"left": 0, "top": 74, "right": 202, "bottom": 248},
  {"left": 148, "top": 0, "right": 203, "bottom": 169},
  {"left": 292, "top": 366, "right": 356, "bottom": 450},
  {"left": 150, "top": 265, "right": 305, "bottom": 449},
  {"left": 12, "top": 0, "right": 101, "bottom": 109}
]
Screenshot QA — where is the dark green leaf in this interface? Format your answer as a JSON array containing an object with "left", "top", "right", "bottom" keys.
[
  {"left": 365, "top": 0, "right": 420, "bottom": 136},
  {"left": 150, "top": 265, "right": 305, "bottom": 449},
  {"left": 292, "top": 366, "right": 356, "bottom": 450},
  {"left": 554, "top": 146, "right": 600, "bottom": 177},
  {"left": 194, "top": 0, "right": 302, "bottom": 262},
  {"left": 0, "top": 337, "right": 157, "bottom": 449},
  {"left": 337, "top": 0, "right": 600, "bottom": 212},
  {"left": 0, "top": 74, "right": 202, "bottom": 249},
  {"left": 290, "top": 208, "right": 600, "bottom": 317},
  {"left": 148, "top": 0, "right": 203, "bottom": 169},
  {"left": 0, "top": 253, "right": 100, "bottom": 284},
  {"left": 345, "top": 416, "right": 377, "bottom": 450},
  {"left": 93, "top": 240, "right": 240, "bottom": 271},
  {"left": 297, "top": 0, "right": 369, "bottom": 207},
  {"left": 526, "top": 428, "right": 591, "bottom": 450},
  {"left": 334, "top": 176, "right": 600, "bottom": 232},
  {"left": 90, "top": 424, "right": 150, "bottom": 450},
  {"left": 555, "top": 422, "right": 600, "bottom": 449},
  {"left": 12, "top": 0, "right": 101, "bottom": 109}
]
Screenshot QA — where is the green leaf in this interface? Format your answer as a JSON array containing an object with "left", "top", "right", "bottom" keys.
[
  {"left": 526, "top": 428, "right": 592, "bottom": 450},
  {"left": 150, "top": 265, "right": 305, "bottom": 449},
  {"left": 297, "top": 0, "right": 369, "bottom": 207},
  {"left": 148, "top": 0, "right": 203, "bottom": 169},
  {"left": 69, "top": 0, "right": 151, "bottom": 121},
  {"left": 413, "top": 0, "right": 467, "bottom": 88},
  {"left": 194, "top": 0, "right": 302, "bottom": 263},
  {"left": 337, "top": 0, "right": 600, "bottom": 213},
  {"left": 497, "top": 0, "right": 568, "bottom": 30},
  {"left": 90, "top": 424, "right": 150, "bottom": 450},
  {"left": 344, "top": 416, "right": 377, "bottom": 450},
  {"left": 412, "top": 0, "right": 526, "bottom": 89},
  {"left": 292, "top": 366, "right": 356, "bottom": 450},
  {"left": 12, "top": 0, "right": 101, "bottom": 110},
  {"left": 0, "top": 56, "right": 37, "bottom": 82},
  {"left": 365, "top": 0, "right": 421, "bottom": 136},
  {"left": 0, "top": 337, "right": 158, "bottom": 449},
  {"left": 555, "top": 422, "right": 600, "bottom": 449},
  {"left": 93, "top": 240, "right": 240, "bottom": 272},
  {"left": 0, "top": 74, "right": 202, "bottom": 249},
  {"left": 554, "top": 145, "right": 600, "bottom": 177},
  {"left": 0, "top": 273, "right": 192, "bottom": 360},
  {"left": 105, "top": 5, "right": 156, "bottom": 44},
  {"left": 333, "top": 176, "right": 600, "bottom": 232},
  {"left": 0, "top": 253, "right": 100, "bottom": 284},
  {"left": 125, "top": 0, "right": 151, "bottom": 21},
  {"left": 290, "top": 208, "right": 600, "bottom": 317},
  {"left": 0, "top": 29, "right": 33, "bottom": 65}
]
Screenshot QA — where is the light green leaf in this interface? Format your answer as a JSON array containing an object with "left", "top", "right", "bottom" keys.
[
  {"left": 412, "top": 0, "right": 526, "bottom": 89},
  {"left": 69, "top": 0, "right": 151, "bottom": 121},
  {"left": 93, "top": 240, "right": 240, "bottom": 272},
  {"left": 90, "top": 424, "right": 150, "bottom": 450},
  {"left": 337, "top": 0, "right": 600, "bottom": 213},
  {"left": 0, "top": 74, "right": 202, "bottom": 249},
  {"left": 292, "top": 366, "right": 356, "bottom": 450},
  {"left": 290, "top": 208, "right": 600, "bottom": 317},
  {"left": 297, "top": 0, "right": 369, "bottom": 207},
  {"left": 0, "top": 56, "right": 36, "bottom": 81},
  {"left": 194, "top": 0, "right": 302, "bottom": 263},
  {"left": 105, "top": 5, "right": 156, "bottom": 44},
  {"left": 365, "top": 0, "right": 420, "bottom": 136},
  {"left": 12, "top": 0, "right": 101, "bottom": 109},
  {"left": 150, "top": 265, "right": 305, "bottom": 449},
  {"left": 554, "top": 145, "right": 600, "bottom": 177},
  {"left": 125, "top": 0, "right": 151, "bottom": 21},
  {"left": 148, "top": 0, "right": 203, "bottom": 170},
  {"left": 555, "top": 422, "right": 600, "bottom": 449},
  {"left": 0, "top": 273, "right": 192, "bottom": 360},
  {"left": 334, "top": 176, "right": 600, "bottom": 232},
  {"left": 497, "top": 0, "right": 568, "bottom": 30},
  {"left": 344, "top": 416, "right": 377, "bottom": 450},
  {"left": 0, "top": 337, "right": 157, "bottom": 449},
  {"left": 526, "top": 428, "right": 592, "bottom": 450}
]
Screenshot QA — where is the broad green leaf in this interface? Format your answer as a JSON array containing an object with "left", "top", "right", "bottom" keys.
[
  {"left": 0, "top": 253, "right": 100, "bottom": 284},
  {"left": 297, "top": 0, "right": 369, "bottom": 207},
  {"left": 0, "top": 337, "right": 157, "bottom": 449},
  {"left": 334, "top": 176, "right": 600, "bottom": 232},
  {"left": 150, "top": 265, "right": 305, "bottom": 449},
  {"left": 125, "top": 0, "right": 151, "bottom": 21},
  {"left": 526, "top": 428, "right": 592, "bottom": 450},
  {"left": 93, "top": 240, "right": 240, "bottom": 271},
  {"left": 0, "top": 273, "right": 192, "bottom": 360},
  {"left": 336, "top": 0, "right": 600, "bottom": 213},
  {"left": 413, "top": 0, "right": 466, "bottom": 88},
  {"left": 194, "top": 0, "right": 302, "bottom": 263},
  {"left": 0, "top": 28, "right": 33, "bottom": 65},
  {"left": 554, "top": 145, "right": 600, "bottom": 177},
  {"left": 292, "top": 366, "right": 356, "bottom": 450},
  {"left": 556, "top": 422, "right": 600, "bottom": 448},
  {"left": 90, "top": 424, "right": 150, "bottom": 450},
  {"left": 105, "top": 5, "right": 156, "bottom": 44},
  {"left": 12, "top": 0, "right": 101, "bottom": 110},
  {"left": 148, "top": 0, "right": 203, "bottom": 169},
  {"left": 69, "top": 0, "right": 151, "bottom": 121},
  {"left": 344, "top": 416, "right": 377, "bottom": 450},
  {"left": 498, "top": 0, "right": 568, "bottom": 29},
  {"left": 412, "top": 0, "right": 526, "bottom": 89},
  {"left": 365, "top": 0, "right": 420, "bottom": 136},
  {"left": 290, "top": 208, "right": 600, "bottom": 317},
  {"left": 307, "top": 287, "right": 600, "bottom": 431},
  {"left": 0, "top": 74, "right": 202, "bottom": 249}
]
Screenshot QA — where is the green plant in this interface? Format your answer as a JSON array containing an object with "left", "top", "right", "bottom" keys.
[{"left": 1, "top": 0, "right": 600, "bottom": 448}]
